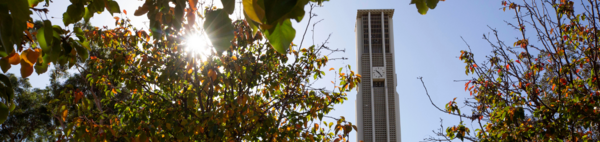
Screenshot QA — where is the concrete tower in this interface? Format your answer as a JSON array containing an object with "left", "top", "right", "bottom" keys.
[{"left": 355, "top": 9, "right": 400, "bottom": 142}]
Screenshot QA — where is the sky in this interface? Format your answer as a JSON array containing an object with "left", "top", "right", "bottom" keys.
[{"left": 7, "top": 0, "right": 527, "bottom": 141}]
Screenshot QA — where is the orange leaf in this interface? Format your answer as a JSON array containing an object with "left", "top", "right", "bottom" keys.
[
  {"left": 208, "top": 69, "right": 217, "bottom": 81},
  {"left": 123, "top": 9, "right": 127, "bottom": 14},
  {"left": 6, "top": 52, "right": 20, "bottom": 65},
  {"left": 20, "top": 63, "right": 33, "bottom": 78},
  {"left": 506, "top": 64, "right": 510, "bottom": 70},
  {"left": 62, "top": 110, "right": 68, "bottom": 121},
  {"left": 329, "top": 68, "right": 334, "bottom": 71},
  {"left": 27, "top": 22, "right": 34, "bottom": 29},
  {"left": 20, "top": 49, "right": 40, "bottom": 66},
  {"left": 550, "top": 28, "right": 554, "bottom": 34},
  {"left": 74, "top": 90, "right": 83, "bottom": 103},
  {"left": 112, "top": 88, "right": 118, "bottom": 94},
  {"left": 188, "top": 0, "right": 198, "bottom": 11}
]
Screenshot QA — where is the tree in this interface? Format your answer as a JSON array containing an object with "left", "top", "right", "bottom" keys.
[
  {"left": 0, "top": 73, "right": 54, "bottom": 141},
  {"left": 0, "top": 0, "right": 343, "bottom": 127},
  {"left": 0, "top": 0, "right": 361, "bottom": 141},
  {"left": 421, "top": 0, "right": 600, "bottom": 141}
]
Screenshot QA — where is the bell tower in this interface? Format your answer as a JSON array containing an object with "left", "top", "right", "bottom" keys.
[{"left": 355, "top": 9, "right": 400, "bottom": 142}]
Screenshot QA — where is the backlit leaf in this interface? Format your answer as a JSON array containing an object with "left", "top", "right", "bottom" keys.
[
  {"left": 204, "top": 9, "right": 234, "bottom": 54},
  {"left": 243, "top": 0, "right": 265, "bottom": 24},
  {"left": 264, "top": 19, "right": 295, "bottom": 54},
  {"left": 6, "top": 52, "right": 20, "bottom": 65}
]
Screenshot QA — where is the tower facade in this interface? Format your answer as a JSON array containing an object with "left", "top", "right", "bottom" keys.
[{"left": 355, "top": 9, "right": 400, "bottom": 142}]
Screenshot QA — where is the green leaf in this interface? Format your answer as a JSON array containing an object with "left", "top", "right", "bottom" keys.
[
  {"left": 203, "top": 9, "right": 234, "bottom": 54},
  {"left": 0, "top": 74, "right": 12, "bottom": 100},
  {"left": 83, "top": 7, "right": 94, "bottom": 23},
  {"left": 74, "top": 41, "right": 88, "bottom": 61},
  {"left": 426, "top": 0, "right": 439, "bottom": 9},
  {"left": 0, "top": 59, "right": 9, "bottom": 73},
  {"left": 0, "top": 15, "right": 14, "bottom": 55},
  {"left": 74, "top": 27, "right": 83, "bottom": 37},
  {"left": 0, "top": 102, "right": 7, "bottom": 124},
  {"left": 318, "top": 113, "right": 323, "bottom": 120},
  {"left": 413, "top": 0, "right": 428, "bottom": 15},
  {"left": 66, "top": 3, "right": 85, "bottom": 25},
  {"left": 62, "top": 12, "right": 74, "bottom": 26},
  {"left": 28, "top": 0, "right": 44, "bottom": 7},
  {"left": 221, "top": 0, "right": 235, "bottom": 14},
  {"left": 34, "top": 61, "right": 48, "bottom": 75},
  {"left": 106, "top": 1, "right": 121, "bottom": 16},
  {"left": 264, "top": 19, "right": 295, "bottom": 54},
  {"left": 8, "top": 103, "right": 14, "bottom": 112},
  {"left": 263, "top": 0, "right": 298, "bottom": 25}
]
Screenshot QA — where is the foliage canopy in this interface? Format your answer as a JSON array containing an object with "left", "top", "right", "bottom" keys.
[
  {"left": 0, "top": 0, "right": 359, "bottom": 141},
  {"left": 421, "top": 0, "right": 600, "bottom": 141}
]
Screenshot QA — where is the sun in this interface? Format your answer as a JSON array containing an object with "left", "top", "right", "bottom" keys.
[{"left": 185, "top": 33, "right": 213, "bottom": 58}]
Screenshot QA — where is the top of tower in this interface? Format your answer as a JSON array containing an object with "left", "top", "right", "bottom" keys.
[{"left": 356, "top": 9, "right": 395, "bottom": 18}]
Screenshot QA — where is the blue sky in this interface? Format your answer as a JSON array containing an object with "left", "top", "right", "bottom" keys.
[{"left": 9, "top": 0, "right": 526, "bottom": 141}]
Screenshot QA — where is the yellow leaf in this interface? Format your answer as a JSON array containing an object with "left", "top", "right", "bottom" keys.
[
  {"left": 62, "top": 110, "right": 68, "bottom": 121},
  {"left": 243, "top": 0, "right": 265, "bottom": 24}
]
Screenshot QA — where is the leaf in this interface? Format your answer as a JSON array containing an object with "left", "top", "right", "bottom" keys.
[
  {"left": 221, "top": 0, "right": 235, "bottom": 14},
  {"left": 204, "top": 9, "right": 234, "bottom": 54},
  {"left": 426, "top": 0, "right": 439, "bottom": 9},
  {"left": 243, "top": 0, "right": 265, "bottom": 24},
  {"left": 6, "top": 52, "right": 20, "bottom": 65},
  {"left": 62, "top": 109, "right": 68, "bottom": 121},
  {"left": 28, "top": 0, "right": 44, "bottom": 7},
  {"left": 123, "top": 9, "right": 127, "bottom": 14},
  {"left": 83, "top": 7, "right": 94, "bottom": 23},
  {"left": 264, "top": 19, "right": 295, "bottom": 54},
  {"left": 106, "top": 1, "right": 121, "bottom": 16},
  {"left": 0, "top": 102, "right": 8, "bottom": 124},
  {"left": 0, "top": 59, "right": 9, "bottom": 73},
  {"left": 329, "top": 68, "right": 334, "bottom": 71},
  {"left": 34, "top": 61, "right": 48, "bottom": 75},
  {"left": 74, "top": 27, "right": 83, "bottom": 37},
  {"left": 134, "top": 4, "right": 150, "bottom": 16},
  {"left": 20, "top": 49, "right": 40, "bottom": 66},
  {"left": 74, "top": 41, "right": 89, "bottom": 61},
  {"left": 20, "top": 62, "right": 34, "bottom": 78},
  {"left": 263, "top": 0, "right": 302, "bottom": 25},
  {"left": 37, "top": 20, "right": 54, "bottom": 52},
  {"left": 66, "top": 3, "right": 85, "bottom": 25},
  {"left": 413, "top": 0, "right": 429, "bottom": 15}
]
